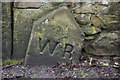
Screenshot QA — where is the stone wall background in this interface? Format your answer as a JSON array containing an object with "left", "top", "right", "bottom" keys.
[
  {"left": 72, "top": 2, "right": 120, "bottom": 61},
  {"left": 2, "top": 2, "right": 120, "bottom": 61}
]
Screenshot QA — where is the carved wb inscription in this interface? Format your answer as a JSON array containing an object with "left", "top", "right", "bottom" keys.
[{"left": 39, "top": 37, "right": 74, "bottom": 58}]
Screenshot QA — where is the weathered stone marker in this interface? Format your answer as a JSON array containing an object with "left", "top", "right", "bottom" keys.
[{"left": 25, "top": 6, "right": 84, "bottom": 65}]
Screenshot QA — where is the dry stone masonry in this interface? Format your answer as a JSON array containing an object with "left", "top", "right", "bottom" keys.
[
  {"left": 2, "top": 2, "right": 120, "bottom": 65},
  {"left": 73, "top": 2, "right": 120, "bottom": 61}
]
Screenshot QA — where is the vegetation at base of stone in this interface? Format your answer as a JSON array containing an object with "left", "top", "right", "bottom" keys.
[
  {"left": 80, "top": 71, "right": 88, "bottom": 78},
  {"left": 89, "top": 58, "right": 92, "bottom": 65},
  {"left": 2, "top": 58, "right": 23, "bottom": 66},
  {"left": 0, "top": 59, "right": 2, "bottom": 66},
  {"left": 31, "top": 75, "right": 39, "bottom": 78},
  {"left": 103, "top": 63, "right": 109, "bottom": 66}
]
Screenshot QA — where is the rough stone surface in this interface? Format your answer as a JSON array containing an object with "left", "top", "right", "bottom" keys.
[
  {"left": 85, "top": 31, "right": 120, "bottom": 59},
  {"left": 2, "top": 2, "right": 11, "bottom": 58},
  {"left": 13, "top": 3, "right": 55, "bottom": 59},
  {"left": 108, "top": 2, "right": 120, "bottom": 15},
  {"left": 25, "top": 6, "right": 84, "bottom": 65}
]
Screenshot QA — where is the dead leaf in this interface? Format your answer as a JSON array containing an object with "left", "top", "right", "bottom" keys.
[{"left": 113, "top": 65, "right": 119, "bottom": 69}]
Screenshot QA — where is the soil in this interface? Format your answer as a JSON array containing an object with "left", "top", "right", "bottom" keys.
[{"left": 2, "top": 58, "right": 120, "bottom": 79}]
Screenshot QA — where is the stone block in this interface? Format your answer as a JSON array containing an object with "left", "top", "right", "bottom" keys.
[
  {"left": 2, "top": 2, "right": 11, "bottom": 58},
  {"left": 13, "top": 3, "right": 55, "bottom": 59},
  {"left": 91, "top": 14, "right": 120, "bottom": 29},
  {"left": 91, "top": 15, "right": 104, "bottom": 27},
  {"left": 75, "top": 14, "right": 91, "bottom": 25},
  {"left": 85, "top": 31, "right": 120, "bottom": 60},
  {"left": 25, "top": 6, "right": 84, "bottom": 65},
  {"left": 14, "top": 2, "right": 43, "bottom": 8}
]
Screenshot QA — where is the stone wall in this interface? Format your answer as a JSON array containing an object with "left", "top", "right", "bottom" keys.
[
  {"left": 72, "top": 2, "right": 120, "bottom": 61},
  {"left": 2, "top": 2, "right": 120, "bottom": 63}
]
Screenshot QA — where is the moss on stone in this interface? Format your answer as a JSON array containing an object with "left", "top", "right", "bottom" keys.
[
  {"left": 3, "top": 58, "right": 23, "bottom": 66},
  {"left": 14, "top": 10, "right": 19, "bottom": 25}
]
